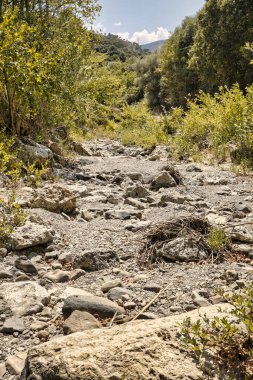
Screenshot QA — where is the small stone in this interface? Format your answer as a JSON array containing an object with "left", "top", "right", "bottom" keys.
[
  {"left": 15, "top": 274, "right": 31, "bottom": 281},
  {"left": 0, "top": 248, "right": 8, "bottom": 257},
  {"left": 1, "top": 317, "right": 25, "bottom": 334},
  {"left": 6, "top": 352, "right": 27, "bottom": 375},
  {"left": 124, "top": 301, "right": 136, "bottom": 310},
  {"left": 58, "top": 252, "right": 74, "bottom": 264},
  {"left": 0, "top": 363, "right": 6, "bottom": 378},
  {"left": 70, "top": 269, "right": 86, "bottom": 281},
  {"left": 192, "top": 291, "right": 211, "bottom": 307},
  {"left": 170, "top": 306, "right": 182, "bottom": 312},
  {"left": 150, "top": 172, "right": 177, "bottom": 190},
  {"left": 126, "top": 172, "right": 143, "bottom": 181},
  {"left": 133, "top": 274, "right": 149, "bottom": 282},
  {"left": 45, "top": 251, "right": 59, "bottom": 260},
  {"left": 125, "top": 185, "right": 149, "bottom": 198},
  {"left": 143, "top": 283, "right": 161, "bottom": 293},
  {"left": 15, "top": 257, "right": 38, "bottom": 274},
  {"left": 210, "top": 295, "right": 226, "bottom": 304},
  {"left": 0, "top": 270, "right": 12, "bottom": 279},
  {"left": 101, "top": 279, "right": 123, "bottom": 293},
  {"left": 107, "top": 287, "right": 133, "bottom": 302},
  {"left": 62, "top": 294, "right": 125, "bottom": 319},
  {"left": 225, "top": 270, "right": 239, "bottom": 282},
  {"left": 137, "top": 312, "right": 158, "bottom": 320},
  {"left": 44, "top": 270, "right": 70, "bottom": 283},
  {"left": 30, "top": 321, "right": 48, "bottom": 331},
  {"left": 236, "top": 280, "right": 246, "bottom": 288},
  {"left": 80, "top": 210, "right": 94, "bottom": 222},
  {"left": 63, "top": 311, "right": 101, "bottom": 335}
]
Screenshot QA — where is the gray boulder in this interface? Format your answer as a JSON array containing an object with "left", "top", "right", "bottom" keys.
[
  {"left": 0, "top": 282, "right": 49, "bottom": 316},
  {"left": 62, "top": 294, "right": 125, "bottom": 319},
  {"left": 10, "top": 222, "right": 54, "bottom": 250},
  {"left": 151, "top": 172, "right": 177, "bottom": 190}
]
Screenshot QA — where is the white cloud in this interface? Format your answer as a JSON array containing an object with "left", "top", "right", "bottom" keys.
[
  {"left": 93, "top": 22, "right": 107, "bottom": 34},
  {"left": 114, "top": 22, "right": 122, "bottom": 27},
  {"left": 117, "top": 27, "right": 171, "bottom": 45}
]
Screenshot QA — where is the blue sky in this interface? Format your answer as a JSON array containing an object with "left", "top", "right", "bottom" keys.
[{"left": 95, "top": 0, "right": 205, "bottom": 44}]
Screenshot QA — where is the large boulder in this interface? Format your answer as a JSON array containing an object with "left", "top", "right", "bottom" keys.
[
  {"left": 0, "top": 282, "right": 49, "bottom": 316},
  {"left": 19, "top": 141, "right": 53, "bottom": 165},
  {"left": 30, "top": 184, "right": 77, "bottom": 214},
  {"left": 21, "top": 305, "right": 231, "bottom": 380},
  {"left": 10, "top": 222, "right": 54, "bottom": 250}
]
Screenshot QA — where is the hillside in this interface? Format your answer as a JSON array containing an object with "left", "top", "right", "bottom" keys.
[
  {"left": 141, "top": 39, "right": 168, "bottom": 52},
  {"left": 95, "top": 33, "right": 147, "bottom": 61}
]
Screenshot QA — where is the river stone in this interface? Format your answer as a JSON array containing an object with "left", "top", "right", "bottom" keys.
[
  {"left": 62, "top": 294, "right": 125, "bottom": 319},
  {"left": 125, "top": 185, "right": 149, "bottom": 198},
  {"left": 150, "top": 172, "right": 177, "bottom": 190},
  {"left": 6, "top": 352, "right": 27, "bottom": 376},
  {"left": 74, "top": 249, "right": 119, "bottom": 271},
  {"left": 10, "top": 222, "right": 54, "bottom": 250},
  {"left": 63, "top": 311, "right": 102, "bottom": 335},
  {"left": 21, "top": 305, "right": 231, "bottom": 380},
  {"left": 101, "top": 279, "right": 123, "bottom": 293},
  {"left": 43, "top": 270, "right": 70, "bottom": 283},
  {"left": 105, "top": 209, "right": 142, "bottom": 220},
  {"left": 1, "top": 316, "right": 25, "bottom": 334},
  {"left": 15, "top": 257, "right": 38, "bottom": 274},
  {"left": 30, "top": 184, "right": 77, "bottom": 214},
  {"left": 0, "top": 282, "right": 49, "bottom": 316},
  {"left": 158, "top": 237, "right": 208, "bottom": 262},
  {"left": 107, "top": 287, "right": 133, "bottom": 301},
  {"left": 19, "top": 142, "right": 53, "bottom": 165}
]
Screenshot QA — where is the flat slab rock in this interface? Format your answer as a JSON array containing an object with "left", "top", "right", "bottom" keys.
[
  {"left": 0, "top": 282, "right": 49, "bottom": 316},
  {"left": 10, "top": 222, "right": 54, "bottom": 250},
  {"left": 21, "top": 304, "right": 231, "bottom": 380}
]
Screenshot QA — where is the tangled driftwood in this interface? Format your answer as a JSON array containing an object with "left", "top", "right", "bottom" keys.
[{"left": 139, "top": 216, "right": 212, "bottom": 266}]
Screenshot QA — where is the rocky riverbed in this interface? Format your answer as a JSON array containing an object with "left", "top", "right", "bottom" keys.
[{"left": 0, "top": 139, "right": 253, "bottom": 379}]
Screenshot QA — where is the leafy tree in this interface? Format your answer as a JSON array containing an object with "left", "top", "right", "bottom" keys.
[
  {"left": 189, "top": 0, "right": 253, "bottom": 91},
  {"left": 0, "top": 1, "right": 100, "bottom": 136},
  {"left": 95, "top": 33, "right": 146, "bottom": 62},
  {"left": 134, "top": 53, "right": 162, "bottom": 110},
  {"left": 159, "top": 16, "right": 199, "bottom": 109}
]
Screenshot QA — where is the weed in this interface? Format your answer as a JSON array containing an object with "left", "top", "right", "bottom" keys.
[
  {"left": 208, "top": 227, "right": 229, "bottom": 253},
  {"left": 180, "top": 283, "right": 253, "bottom": 379}
]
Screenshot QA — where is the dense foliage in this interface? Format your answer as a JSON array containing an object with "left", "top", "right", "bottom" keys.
[
  {"left": 95, "top": 33, "right": 146, "bottom": 62},
  {"left": 170, "top": 85, "right": 253, "bottom": 168}
]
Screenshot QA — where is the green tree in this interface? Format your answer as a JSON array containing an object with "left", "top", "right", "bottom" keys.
[
  {"left": 159, "top": 16, "right": 199, "bottom": 108},
  {"left": 189, "top": 0, "right": 253, "bottom": 92},
  {"left": 134, "top": 53, "right": 162, "bottom": 110}
]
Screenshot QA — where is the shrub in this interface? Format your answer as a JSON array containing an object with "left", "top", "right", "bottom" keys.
[
  {"left": 172, "top": 85, "right": 253, "bottom": 168},
  {"left": 0, "top": 193, "right": 26, "bottom": 246},
  {"left": 0, "top": 131, "right": 22, "bottom": 181},
  {"left": 208, "top": 227, "right": 229, "bottom": 253},
  {"left": 180, "top": 283, "right": 253, "bottom": 379},
  {"left": 118, "top": 102, "right": 169, "bottom": 148}
]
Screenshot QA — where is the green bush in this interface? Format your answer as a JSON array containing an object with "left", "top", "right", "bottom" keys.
[
  {"left": 118, "top": 102, "right": 169, "bottom": 148},
  {"left": 180, "top": 283, "right": 253, "bottom": 379},
  {"left": 171, "top": 85, "right": 253, "bottom": 167},
  {"left": 0, "top": 193, "right": 26, "bottom": 246},
  {"left": 208, "top": 227, "right": 229, "bottom": 253}
]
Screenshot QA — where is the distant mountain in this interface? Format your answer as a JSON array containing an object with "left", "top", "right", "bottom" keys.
[{"left": 141, "top": 39, "right": 167, "bottom": 52}]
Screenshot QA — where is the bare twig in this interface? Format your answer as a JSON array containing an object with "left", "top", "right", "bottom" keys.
[{"left": 130, "top": 283, "right": 172, "bottom": 322}]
